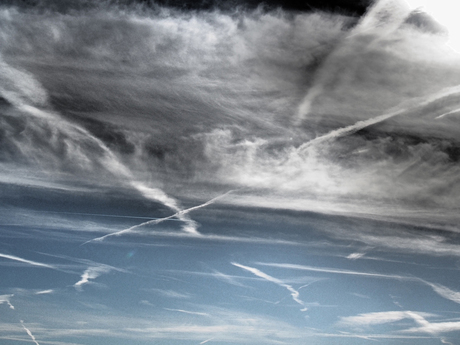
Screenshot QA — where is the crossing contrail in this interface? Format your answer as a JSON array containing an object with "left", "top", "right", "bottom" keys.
[{"left": 83, "top": 190, "right": 235, "bottom": 244}]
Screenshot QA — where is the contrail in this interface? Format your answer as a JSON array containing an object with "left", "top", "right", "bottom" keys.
[
  {"left": 435, "top": 108, "right": 460, "bottom": 119},
  {"left": 298, "top": 84, "right": 460, "bottom": 154},
  {"left": 232, "top": 262, "right": 309, "bottom": 311},
  {"left": 1, "top": 58, "right": 195, "bottom": 244},
  {"left": 0, "top": 253, "right": 57, "bottom": 270},
  {"left": 20, "top": 320, "right": 40, "bottom": 345},
  {"left": 83, "top": 190, "right": 235, "bottom": 244}
]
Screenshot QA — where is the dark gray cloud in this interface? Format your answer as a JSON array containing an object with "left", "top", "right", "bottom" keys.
[{"left": 0, "top": 0, "right": 459, "bottom": 231}]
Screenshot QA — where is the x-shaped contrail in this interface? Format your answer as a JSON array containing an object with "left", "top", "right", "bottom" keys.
[{"left": 82, "top": 190, "right": 235, "bottom": 244}]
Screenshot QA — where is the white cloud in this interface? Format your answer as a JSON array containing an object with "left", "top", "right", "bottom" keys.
[
  {"left": 339, "top": 310, "right": 435, "bottom": 327},
  {"left": 74, "top": 266, "right": 113, "bottom": 291},
  {"left": 35, "top": 290, "right": 54, "bottom": 295},
  {"left": 403, "top": 321, "right": 460, "bottom": 334}
]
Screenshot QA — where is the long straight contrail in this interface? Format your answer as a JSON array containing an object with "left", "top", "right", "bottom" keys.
[
  {"left": 83, "top": 190, "right": 235, "bottom": 244},
  {"left": 0, "top": 253, "right": 57, "bottom": 270}
]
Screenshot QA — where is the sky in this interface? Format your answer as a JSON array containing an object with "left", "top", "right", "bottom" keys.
[{"left": 1, "top": 0, "right": 460, "bottom": 344}]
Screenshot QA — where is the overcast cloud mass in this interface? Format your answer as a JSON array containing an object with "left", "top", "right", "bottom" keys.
[{"left": 1, "top": 0, "right": 460, "bottom": 344}]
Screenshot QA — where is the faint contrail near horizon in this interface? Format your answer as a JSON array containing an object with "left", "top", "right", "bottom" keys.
[{"left": 83, "top": 190, "right": 236, "bottom": 244}]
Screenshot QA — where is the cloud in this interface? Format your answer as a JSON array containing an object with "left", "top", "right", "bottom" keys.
[
  {"left": 256, "top": 262, "right": 410, "bottom": 280},
  {"left": 295, "top": 0, "right": 412, "bottom": 124},
  {"left": 74, "top": 265, "right": 113, "bottom": 291},
  {"left": 0, "top": 294, "right": 15, "bottom": 310},
  {"left": 346, "top": 252, "right": 365, "bottom": 260},
  {"left": 163, "top": 308, "right": 210, "bottom": 316},
  {"left": 338, "top": 310, "right": 435, "bottom": 327},
  {"left": 258, "top": 261, "right": 460, "bottom": 307},
  {"left": 334, "top": 309, "right": 460, "bottom": 335},
  {"left": 403, "top": 321, "right": 460, "bottom": 334},
  {"left": 232, "top": 262, "right": 309, "bottom": 311},
  {"left": 146, "top": 289, "right": 192, "bottom": 299},
  {"left": 35, "top": 290, "right": 54, "bottom": 295},
  {"left": 419, "top": 281, "right": 460, "bottom": 305}
]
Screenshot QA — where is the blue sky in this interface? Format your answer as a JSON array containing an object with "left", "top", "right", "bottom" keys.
[{"left": 1, "top": 0, "right": 460, "bottom": 344}]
